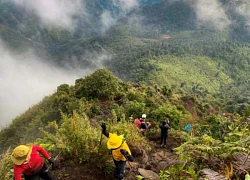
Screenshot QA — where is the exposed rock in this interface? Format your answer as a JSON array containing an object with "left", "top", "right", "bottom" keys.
[
  {"left": 151, "top": 150, "right": 165, "bottom": 162},
  {"left": 125, "top": 161, "right": 139, "bottom": 170},
  {"left": 156, "top": 161, "right": 168, "bottom": 172},
  {"left": 199, "top": 168, "right": 227, "bottom": 180},
  {"left": 145, "top": 164, "right": 152, "bottom": 170},
  {"left": 233, "top": 153, "right": 250, "bottom": 176},
  {"left": 138, "top": 168, "right": 159, "bottom": 180},
  {"left": 141, "top": 150, "right": 149, "bottom": 167},
  {"left": 130, "top": 145, "right": 144, "bottom": 157}
]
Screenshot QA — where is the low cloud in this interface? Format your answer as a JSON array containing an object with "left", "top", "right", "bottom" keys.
[
  {"left": 11, "top": 0, "right": 87, "bottom": 30},
  {"left": 194, "top": 0, "right": 231, "bottom": 30},
  {"left": 101, "top": 11, "right": 116, "bottom": 33},
  {"left": 168, "top": 0, "right": 231, "bottom": 30},
  {"left": 0, "top": 41, "right": 84, "bottom": 126},
  {"left": 116, "top": 0, "right": 139, "bottom": 11},
  {"left": 101, "top": 0, "right": 139, "bottom": 32},
  {"left": 236, "top": 3, "right": 250, "bottom": 27},
  {"left": 11, "top": 0, "right": 140, "bottom": 32}
]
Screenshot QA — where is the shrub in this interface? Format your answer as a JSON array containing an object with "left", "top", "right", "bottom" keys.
[
  {"left": 36, "top": 111, "right": 147, "bottom": 171},
  {"left": 150, "top": 104, "right": 185, "bottom": 129},
  {"left": 36, "top": 111, "right": 109, "bottom": 165},
  {"left": 125, "top": 101, "right": 147, "bottom": 119},
  {"left": 75, "top": 69, "right": 122, "bottom": 100},
  {"left": 0, "top": 148, "right": 13, "bottom": 180},
  {"left": 105, "top": 120, "right": 148, "bottom": 148},
  {"left": 126, "top": 91, "right": 145, "bottom": 102}
]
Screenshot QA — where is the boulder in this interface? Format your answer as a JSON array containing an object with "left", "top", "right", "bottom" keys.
[
  {"left": 156, "top": 161, "right": 169, "bottom": 172},
  {"left": 138, "top": 168, "right": 159, "bottom": 180},
  {"left": 199, "top": 168, "right": 227, "bottom": 180}
]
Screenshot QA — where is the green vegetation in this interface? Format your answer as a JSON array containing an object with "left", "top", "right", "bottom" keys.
[
  {"left": 1, "top": 69, "right": 250, "bottom": 179},
  {"left": 1, "top": 0, "right": 250, "bottom": 114},
  {"left": 2, "top": 0, "right": 250, "bottom": 179},
  {"left": 0, "top": 69, "right": 191, "bottom": 151}
]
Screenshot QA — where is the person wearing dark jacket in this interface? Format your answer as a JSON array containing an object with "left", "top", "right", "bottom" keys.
[
  {"left": 101, "top": 123, "right": 133, "bottom": 180},
  {"left": 11, "top": 144, "right": 56, "bottom": 180},
  {"left": 159, "top": 120, "right": 171, "bottom": 147}
]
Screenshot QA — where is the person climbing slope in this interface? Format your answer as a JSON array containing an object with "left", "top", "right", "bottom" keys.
[
  {"left": 140, "top": 114, "right": 151, "bottom": 135},
  {"left": 101, "top": 123, "right": 133, "bottom": 180},
  {"left": 159, "top": 120, "right": 171, "bottom": 147},
  {"left": 11, "top": 144, "right": 56, "bottom": 180}
]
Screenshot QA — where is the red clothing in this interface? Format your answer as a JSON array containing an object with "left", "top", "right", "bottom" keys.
[
  {"left": 134, "top": 118, "right": 141, "bottom": 129},
  {"left": 14, "top": 145, "right": 51, "bottom": 180}
]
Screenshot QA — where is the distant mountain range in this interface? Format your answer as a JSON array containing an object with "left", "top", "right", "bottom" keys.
[
  {"left": 0, "top": 0, "right": 164, "bottom": 54},
  {"left": 1, "top": 0, "right": 250, "bottom": 113}
]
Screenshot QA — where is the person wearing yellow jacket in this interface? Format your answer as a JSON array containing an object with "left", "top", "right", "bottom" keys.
[{"left": 101, "top": 123, "right": 133, "bottom": 180}]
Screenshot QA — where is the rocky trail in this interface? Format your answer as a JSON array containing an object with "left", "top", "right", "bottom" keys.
[
  {"left": 50, "top": 134, "right": 242, "bottom": 180},
  {"left": 54, "top": 137, "right": 179, "bottom": 180}
]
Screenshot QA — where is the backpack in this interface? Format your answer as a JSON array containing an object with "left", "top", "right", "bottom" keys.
[{"left": 134, "top": 118, "right": 141, "bottom": 128}]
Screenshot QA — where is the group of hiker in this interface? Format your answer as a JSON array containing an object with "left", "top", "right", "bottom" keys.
[
  {"left": 133, "top": 114, "right": 152, "bottom": 135},
  {"left": 133, "top": 114, "right": 171, "bottom": 147},
  {"left": 11, "top": 113, "right": 172, "bottom": 180},
  {"left": 11, "top": 124, "right": 134, "bottom": 180}
]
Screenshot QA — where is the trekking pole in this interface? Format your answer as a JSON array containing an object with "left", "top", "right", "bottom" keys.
[
  {"left": 123, "top": 154, "right": 133, "bottom": 169},
  {"left": 126, "top": 159, "right": 133, "bottom": 169},
  {"left": 98, "top": 122, "right": 106, "bottom": 155},
  {"left": 98, "top": 131, "right": 103, "bottom": 155},
  {"left": 44, "top": 150, "right": 62, "bottom": 173}
]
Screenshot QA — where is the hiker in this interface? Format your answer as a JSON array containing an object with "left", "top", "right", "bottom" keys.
[
  {"left": 159, "top": 120, "right": 171, "bottom": 147},
  {"left": 11, "top": 144, "right": 56, "bottom": 180},
  {"left": 184, "top": 124, "right": 191, "bottom": 133},
  {"left": 101, "top": 123, "right": 133, "bottom": 180},
  {"left": 140, "top": 114, "right": 151, "bottom": 135}
]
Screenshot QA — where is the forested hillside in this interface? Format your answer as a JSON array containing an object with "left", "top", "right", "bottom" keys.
[{"left": 52, "top": 0, "right": 250, "bottom": 114}]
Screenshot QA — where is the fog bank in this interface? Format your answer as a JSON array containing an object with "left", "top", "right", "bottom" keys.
[{"left": 0, "top": 42, "right": 83, "bottom": 126}]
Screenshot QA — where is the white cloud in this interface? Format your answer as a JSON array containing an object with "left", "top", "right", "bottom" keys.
[
  {"left": 0, "top": 38, "right": 113, "bottom": 126},
  {"left": 0, "top": 41, "right": 83, "bottom": 126},
  {"left": 167, "top": 0, "right": 231, "bottom": 30},
  {"left": 112, "top": 0, "right": 139, "bottom": 11},
  {"left": 236, "top": 3, "right": 250, "bottom": 26},
  {"left": 100, "top": 0, "right": 139, "bottom": 32},
  {"left": 11, "top": 0, "right": 140, "bottom": 32},
  {"left": 194, "top": 0, "right": 231, "bottom": 30},
  {"left": 101, "top": 11, "right": 116, "bottom": 33},
  {"left": 120, "top": 0, "right": 139, "bottom": 10},
  {"left": 11, "top": 0, "right": 87, "bottom": 30}
]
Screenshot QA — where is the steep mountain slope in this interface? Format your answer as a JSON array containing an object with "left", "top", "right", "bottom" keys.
[
  {"left": 1, "top": 0, "right": 250, "bottom": 113},
  {"left": 2, "top": 1, "right": 250, "bottom": 179},
  {"left": 1, "top": 69, "right": 250, "bottom": 180}
]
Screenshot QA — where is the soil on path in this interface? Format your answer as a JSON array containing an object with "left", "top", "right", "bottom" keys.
[
  {"left": 55, "top": 163, "right": 112, "bottom": 180},
  {"left": 54, "top": 137, "right": 179, "bottom": 180}
]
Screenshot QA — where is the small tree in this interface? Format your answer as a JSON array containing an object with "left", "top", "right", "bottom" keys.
[{"left": 75, "top": 69, "right": 121, "bottom": 100}]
